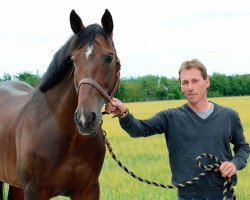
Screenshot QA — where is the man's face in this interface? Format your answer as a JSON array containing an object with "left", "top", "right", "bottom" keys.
[{"left": 180, "top": 68, "right": 210, "bottom": 105}]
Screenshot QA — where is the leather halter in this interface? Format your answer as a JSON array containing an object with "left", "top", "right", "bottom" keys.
[{"left": 76, "top": 57, "right": 121, "bottom": 102}]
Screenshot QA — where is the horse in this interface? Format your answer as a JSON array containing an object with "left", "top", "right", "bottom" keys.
[{"left": 0, "top": 9, "right": 120, "bottom": 200}]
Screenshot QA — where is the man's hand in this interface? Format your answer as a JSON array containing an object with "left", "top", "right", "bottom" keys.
[
  {"left": 105, "top": 98, "right": 127, "bottom": 116},
  {"left": 219, "top": 161, "right": 237, "bottom": 178}
]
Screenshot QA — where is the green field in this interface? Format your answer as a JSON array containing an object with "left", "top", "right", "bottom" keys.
[
  {"left": 4, "top": 96, "right": 250, "bottom": 199},
  {"left": 98, "top": 96, "right": 250, "bottom": 200}
]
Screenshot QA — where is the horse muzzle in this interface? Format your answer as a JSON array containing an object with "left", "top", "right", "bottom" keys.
[{"left": 74, "top": 107, "right": 101, "bottom": 136}]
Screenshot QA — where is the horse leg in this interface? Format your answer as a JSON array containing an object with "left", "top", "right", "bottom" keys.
[
  {"left": 74, "top": 181, "right": 100, "bottom": 200},
  {"left": 8, "top": 186, "right": 24, "bottom": 200},
  {"left": 23, "top": 183, "right": 49, "bottom": 200}
]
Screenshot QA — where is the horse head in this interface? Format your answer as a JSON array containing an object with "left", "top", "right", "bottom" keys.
[{"left": 70, "top": 10, "right": 120, "bottom": 136}]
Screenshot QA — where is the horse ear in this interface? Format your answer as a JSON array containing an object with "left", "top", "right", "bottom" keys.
[
  {"left": 101, "top": 9, "right": 113, "bottom": 37},
  {"left": 70, "top": 10, "right": 84, "bottom": 34}
]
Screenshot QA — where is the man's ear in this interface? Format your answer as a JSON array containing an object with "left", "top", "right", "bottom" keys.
[
  {"left": 205, "top": 77, "right": 210, "bottom": 88},
  {"left": 180, "top": 84, "right": 184, "bottom": 93}
]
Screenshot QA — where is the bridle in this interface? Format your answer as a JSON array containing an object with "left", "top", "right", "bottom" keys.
[{"left": 76, "top": 56, "right": 121, "bottom": 104}]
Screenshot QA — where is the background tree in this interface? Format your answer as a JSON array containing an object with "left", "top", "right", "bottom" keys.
[
  {"left": 1, "top": 72, "right": 249, "bottom": 102},
  {"left": 0, "top": 73, "right": 12, "bottom": 81},
  {"left": 14, "top": 72, "right": 41, "bottom": 87}
]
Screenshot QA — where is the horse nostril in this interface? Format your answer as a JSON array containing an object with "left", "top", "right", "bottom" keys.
[
  {"left": 74, "top": 110, "right": 97, "bottom": 128},
  {"left": 91, "top": 112, "right": 96, "bottom": 123},
  {"left": 74, "top": 111, "right": 83, "bottom": 124},
  {"left": 87, "top": 112, "right": 96, "bottom": 125}
]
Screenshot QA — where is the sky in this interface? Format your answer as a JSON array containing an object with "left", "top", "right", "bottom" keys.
[{"left": 0, "top": 0, "right": 250, "bottom": 78}]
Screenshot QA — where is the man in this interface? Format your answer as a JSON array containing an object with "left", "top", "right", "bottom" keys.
[{"left": 105, "top": 59, "right": 250, "bottom": 199}]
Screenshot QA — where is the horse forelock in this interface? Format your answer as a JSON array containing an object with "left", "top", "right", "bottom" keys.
[
  {"left": 39, "top": 24, "right": 108, "bottom": 93},
  {"left": 76, "top": 24, "right": 108, "bottom": 49}
]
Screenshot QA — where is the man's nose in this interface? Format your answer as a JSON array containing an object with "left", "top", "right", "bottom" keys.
[{"left": 187, "top": 83, "right": 194, "bottom": 90}]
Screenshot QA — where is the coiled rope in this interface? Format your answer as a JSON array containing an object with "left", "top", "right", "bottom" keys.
[{"left": 101, "top": 130, "right": 236, "bottom": 200}]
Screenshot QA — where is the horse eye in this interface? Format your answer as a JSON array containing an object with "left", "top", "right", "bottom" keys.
[{"left": 104, "top": 54, "right": 113, "bottom": 64}]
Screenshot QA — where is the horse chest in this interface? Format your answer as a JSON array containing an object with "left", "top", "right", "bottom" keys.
[{"left": 55, "top": 161, "right": 94, "bottom": 187}]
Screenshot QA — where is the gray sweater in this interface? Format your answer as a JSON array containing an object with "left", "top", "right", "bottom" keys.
[{"left": 119, "top": 103, "right": 250, "bottom": 199}]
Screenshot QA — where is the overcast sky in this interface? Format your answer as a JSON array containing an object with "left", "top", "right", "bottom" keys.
[{"left": 0, "top": 0, "right": 249, "bottom": 78}]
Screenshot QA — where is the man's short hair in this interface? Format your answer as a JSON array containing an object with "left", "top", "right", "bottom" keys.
[{"left": 178, "top": 59, "right": 208, "bottom": 81}]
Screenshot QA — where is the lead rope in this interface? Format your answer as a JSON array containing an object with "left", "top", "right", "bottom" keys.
[{"left": 101, "top": 130, "right": 236, "bottom": 200}]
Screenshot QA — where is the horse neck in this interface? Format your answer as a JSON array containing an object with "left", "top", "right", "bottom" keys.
[{"left": 44, "top": 74, "right": 77, "bottom": 120}]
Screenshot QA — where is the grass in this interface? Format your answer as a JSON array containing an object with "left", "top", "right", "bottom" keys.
[
  {"left": 98, "top": 96, "right": 250, "bottom": 200},
  {"left": 4, "top": 96, "right": 250, "bottom": 199}
]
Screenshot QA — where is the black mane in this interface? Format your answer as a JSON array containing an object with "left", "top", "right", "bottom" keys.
[{"left": 39, "top": 24, "right": 108, "bottom": 93}]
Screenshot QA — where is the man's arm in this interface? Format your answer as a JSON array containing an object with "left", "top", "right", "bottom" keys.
[
  {"left": 105, "top": 98, "right": 168, "bottom": 137},
  {"left": 224, "top": 111, "right": 250, "bottom": 177}
]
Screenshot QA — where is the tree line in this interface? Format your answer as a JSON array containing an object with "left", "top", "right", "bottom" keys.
[{"left": 1, "top": 72, "right": 249, "bottom": 102}]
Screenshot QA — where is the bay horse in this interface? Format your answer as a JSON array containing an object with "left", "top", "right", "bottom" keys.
[{"left": 0, "top": 9, "right": 120, "bottom": 200}]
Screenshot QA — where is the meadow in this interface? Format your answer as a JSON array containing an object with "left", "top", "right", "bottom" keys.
[
  {"left": 98, "top": 96, "right": 250, "bottom": 200},
  {"left": 4, "top": 96, "right": 250, "bottom": 199}
]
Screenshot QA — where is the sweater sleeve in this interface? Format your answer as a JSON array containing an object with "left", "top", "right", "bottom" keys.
[
  {"left": 230, "top": 111, "right": 250, "bottom": 170},
  {"left": 119, "top": 110, "right": 169, "bottom": 137}
]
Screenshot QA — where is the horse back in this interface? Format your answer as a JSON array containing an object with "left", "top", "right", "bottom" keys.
[
  {"left": 0, "top": 80, "right": 32, "bottom": 105},
  {"left": 0, "top": 80, "right": 33, "bottom": 94}
]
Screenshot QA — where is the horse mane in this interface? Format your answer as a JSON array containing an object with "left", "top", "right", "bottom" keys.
[{"left": 39, "top": 24, "right": 108, "bottom": 93}]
